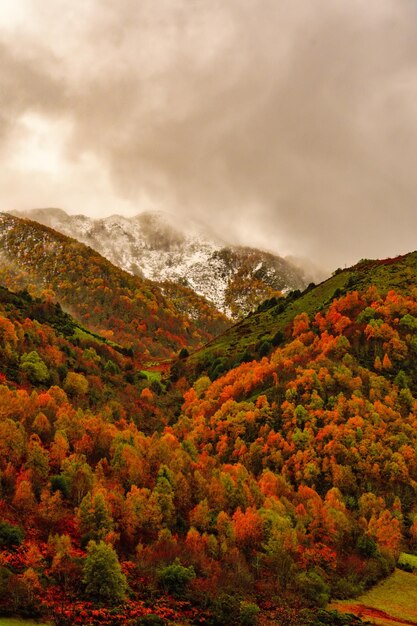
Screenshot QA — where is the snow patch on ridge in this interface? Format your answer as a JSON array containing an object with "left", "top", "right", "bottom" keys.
[{"left": 8, "top": 208, "right": 309, "bottom": 317}]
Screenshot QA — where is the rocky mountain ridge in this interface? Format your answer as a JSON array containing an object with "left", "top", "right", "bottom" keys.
[{"left": 10, "top": 208, "right": 315, "bottom": 318}]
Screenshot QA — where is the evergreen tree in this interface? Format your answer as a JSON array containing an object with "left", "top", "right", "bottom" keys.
[{"left": 82, "top": 540, "right": 127, "bottom": 603}]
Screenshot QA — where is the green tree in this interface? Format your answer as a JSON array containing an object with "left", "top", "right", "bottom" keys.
[
  {"left": 62, "top": 455, "right": 94, "bottom": 505},
  {"left": 64, "top": 371, "right": 89, "bottom": 396},
  {"left": 295, "top": 570, "right": 330, "bottom": 608},
  {"left": 78, "top": 492, "right": 113, "bottom": 544},
  {"left": 25, "top": 438, "right": 49, "bottom": 493},
  {"left": 104, "top": 359, "right": 120, "bottom": 375},
  {"left": 154, "top": 465, "right": 175, "bottom": 527},
  {"left": 20, "top": 351, "right": 49, "bottom": 384},
  {"left": 157, "top": 558, "right": 195, "bottom": 597},
  {"left": 82, "top": 540, "right": 127, "bottom": 603},
  {"left": 0, "top": 521, "right": 24, "bottom": 548},
  {"left": 178, "top": 347, "right": 189, "bottom": 359},
  {"left": 258, "top": 340, "right": 272, "bottom": 357}
]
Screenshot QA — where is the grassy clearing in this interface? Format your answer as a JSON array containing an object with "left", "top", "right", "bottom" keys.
[
  {"left": 139, "top": 369, "right": 162, "bottom": 382},
  {"left": 331, "top": 568, "right": 417, "bottom": 625},
  {"left": 72, "top": 326, "right": 121, "bottom": 350}
]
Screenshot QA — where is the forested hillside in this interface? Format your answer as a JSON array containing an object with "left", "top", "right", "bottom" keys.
[
  {"left": 2, "top": 245, "right": 417, "bottom": 624},
  {"left": 0, "top": 213, "right": 229, "bottom": 359},
  {"left": 181, "top": 252, "right": 417, "bottom": 382}
]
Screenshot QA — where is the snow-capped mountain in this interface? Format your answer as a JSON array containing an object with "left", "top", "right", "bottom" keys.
[{"left": 10, "top": 208, "right": 314, "bottom": 318}]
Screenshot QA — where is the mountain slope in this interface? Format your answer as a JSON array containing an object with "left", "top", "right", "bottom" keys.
[
  {"left": 11, "top": 208, "right": 313, "bottom": 318},
  {"left": 0, "top": 247, "right": 414, "bottom": 625},
  {"left": 0, "top": 212, "right": 229, "bottom": 358},
  {"left": 175, "top": 282, "right": 417, "bottom": 600},
  {"left": 179, "top": 251, "right": 417, "bottom": 380},
  {"left": 0, "top": 283, "right": 190, "bottom": 438}
]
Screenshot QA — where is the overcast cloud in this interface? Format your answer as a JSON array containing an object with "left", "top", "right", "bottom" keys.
[{"left": 1, "top": 0, "right": 417, "bottom": 269}]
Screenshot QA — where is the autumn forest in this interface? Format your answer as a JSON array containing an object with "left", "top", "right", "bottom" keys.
[{"left": 1, "top": 214, "right": 417, "bottom": 625}]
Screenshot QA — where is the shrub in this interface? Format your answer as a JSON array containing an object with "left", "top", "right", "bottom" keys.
[
  {"left": 157, "top": 558, "right": 195, "bottom": 597},
  {"left": 271, "top": 330, "right": 284, "bottom": 346},
  {"left": 240, "top": 600, "right": 260, "bottom": 625},
  {"left": 295, "top": 570, "right": 330, "bottom": 608},
  {"left": 258, "top": 340, "right": 272, "bottom": 357},
  {"left": 0, "top": 521, "right": 24, "bottom": 547},
  {"left": 150, "top": 379, "right": 163, "bottom": 395},
  {"left": 397, "top": 560, "right": 414, "bottom": 573},
  {"left": 239, "top": 350, "right": 253, "bottom": 363},
  {"left": 398, "top": 552, "right": 417, "bottom": 572},
  {"left": 361, "top": 555, "right": 394, "bottom": 588},
  {"left": 207, "top": 593, "right": 241, "bottom": 625},
  {"left": 331, "top": 577, "right": 364, "bottom": 599},
  {"left": 356, "top": 535, "right": 377, "bottom": 558}
]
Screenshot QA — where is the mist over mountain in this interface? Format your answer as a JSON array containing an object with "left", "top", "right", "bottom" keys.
[
  {"left": 2, "top": 1, "right": 417, "bottom": 269},
  {"left": 0, "top": 211, "right": 229, "bottom": 357},
  {"left": 11, "top": 207, "right": 324, "bottom": 318}
]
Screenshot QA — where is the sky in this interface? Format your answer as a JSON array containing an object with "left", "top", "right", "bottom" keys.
[{"left": 1, "top": 0, "right": 417, "bottom": 270}]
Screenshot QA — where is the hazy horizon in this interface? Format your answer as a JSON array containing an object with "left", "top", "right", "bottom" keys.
[{"left": 1, "top": 0, "right": 417, "bottom": 270}]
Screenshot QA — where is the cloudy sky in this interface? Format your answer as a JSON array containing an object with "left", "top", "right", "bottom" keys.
[{"left": 1, "top": 0, "right": 417, "bottom": 270}]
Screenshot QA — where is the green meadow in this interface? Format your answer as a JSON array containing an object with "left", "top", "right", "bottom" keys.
[{"left": 331, "top": 568, "right": 417, "bottom": 625}]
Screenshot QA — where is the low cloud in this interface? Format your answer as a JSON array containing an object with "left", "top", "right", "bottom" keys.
[{"left": 1, "top": 0, "right": 417, "bottom": 269}]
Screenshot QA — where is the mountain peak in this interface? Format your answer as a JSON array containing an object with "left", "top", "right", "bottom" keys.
[{"left": 6, "top": 208, "right": 316, "bottom": 318}]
